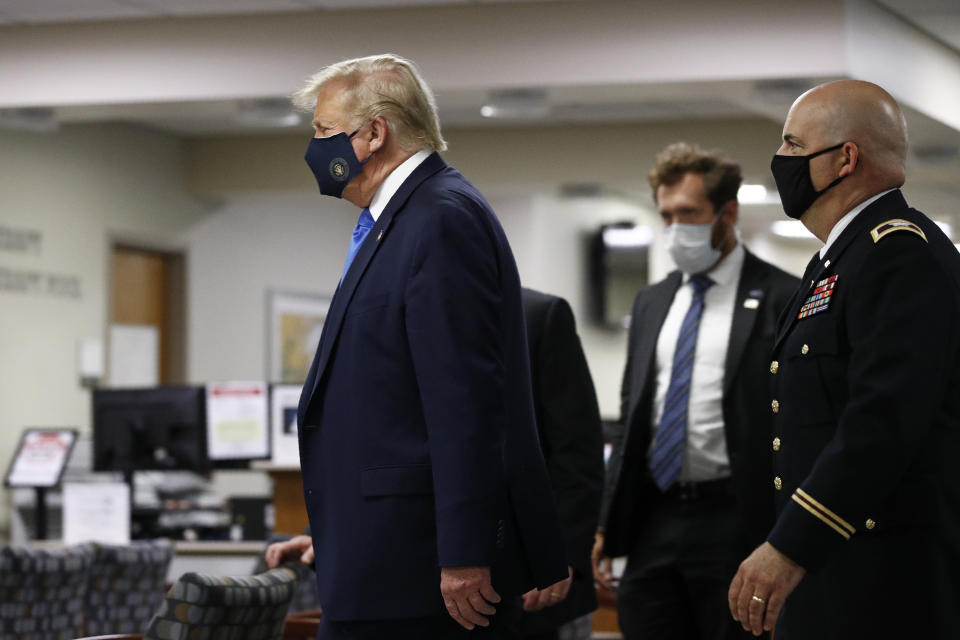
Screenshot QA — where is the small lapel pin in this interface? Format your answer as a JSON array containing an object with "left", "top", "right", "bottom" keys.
[
  {"left": 377, "top": 230, "right": 384, "bottom": 242},
  {"left": 743, "top": 298, "right": 760, "bottom": 309}
]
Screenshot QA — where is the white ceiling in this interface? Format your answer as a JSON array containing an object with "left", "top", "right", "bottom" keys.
[
  {"left": 2, "top": 0, "right": 956, "bottom": 50},
  {"left": 0, "top": 0, "right": 958, "bottom": 223},
  {"left": 0, "top": 1, "right": 956, "bottom": 150},
  {"left": 876, "top": 0, "right": 960, "bottom": 53},
  {"left": 0, "top": 0, "right": 569, "bottom": 25}
]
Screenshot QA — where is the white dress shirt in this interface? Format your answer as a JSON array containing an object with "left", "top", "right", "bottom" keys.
[
  {"left": 651, "top": 242, "right": 745, "bottom": 482},
  {"left": 368, "top": 150, "right": 432, "bottom": 221}
]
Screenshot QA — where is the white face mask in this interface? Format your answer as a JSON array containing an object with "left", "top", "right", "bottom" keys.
[{"left": 664, "top": 221, "right": 721, "bottom": 275}]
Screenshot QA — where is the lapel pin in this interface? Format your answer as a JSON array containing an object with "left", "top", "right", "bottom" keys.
[
  {"left": 377, "top": 230, "right": 384, "bottom": 242},
  {"left": 743, "top": 298, "right": 760, "bottom": 309}
]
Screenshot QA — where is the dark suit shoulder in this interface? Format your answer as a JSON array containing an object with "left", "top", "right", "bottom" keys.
[
  {"left": 522, "top": 288, "right": 559, "bottom": 317},
  {"left": 408, "top": 163, "right": 489, "bottom": 212},
  {"left": 522, "top": 288, "right": 554, "bottom": 354},
  {"left": 523, "top": 289, "right": 577, "bottom": 355}
]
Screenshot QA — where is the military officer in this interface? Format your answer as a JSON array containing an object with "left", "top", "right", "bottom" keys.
[{"left": 727, "top": 80, "right": 960, "bottom": 638}]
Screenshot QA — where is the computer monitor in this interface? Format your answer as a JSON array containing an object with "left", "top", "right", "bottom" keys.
[{"left": 92, "top": 386, "right": 209, "bottom": 474}]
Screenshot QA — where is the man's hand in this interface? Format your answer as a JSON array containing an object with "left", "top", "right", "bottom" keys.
[
  {"left": 591, "top": 532, "right": 615, "bottom": 590},
  {"left": 440, "top": 566, "right": 501, "bottom": 630},
  {"left": 264, "top": 535, "right": 315, "bottom": 569},
  {"left": 521, "top": 566, "right": 573, "bottom": 611},
  {"left": 728, "top": 542, "right": 805, "bottom": 636}
]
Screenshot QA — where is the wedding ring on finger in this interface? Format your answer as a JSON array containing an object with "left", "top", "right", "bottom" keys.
[{"left": 751, "top": 595, "right": 766, "bottom": 605}]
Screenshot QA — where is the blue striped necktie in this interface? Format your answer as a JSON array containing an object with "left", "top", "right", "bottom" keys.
[
  {"left": 341, "top": 207, "right": 374, "bottom": 281},
  {"left": 650, "top": 274, "right": 714, "bottom": 491}
]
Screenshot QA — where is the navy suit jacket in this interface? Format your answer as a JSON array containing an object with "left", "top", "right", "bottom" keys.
[{"left": 297, "top": 152, "right": 568, "bottom": 621}]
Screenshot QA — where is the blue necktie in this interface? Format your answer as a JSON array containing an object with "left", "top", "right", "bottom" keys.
[
  {"left": 341, "top": 208, "right": 374, "bottom": 281},
  {"left": 650, "top": 274, "right": 714, "bottom": 491}
]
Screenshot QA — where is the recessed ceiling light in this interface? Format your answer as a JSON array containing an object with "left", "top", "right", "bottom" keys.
[
  {"left": 0, "top": 108, "right": 58, "bottom": 133},
  {"left": 738, "top": 184, "right": 769, "bottom": 204},
  {"left": 771, "top": 220, "right": 816, "bottom": 239},
  {"left": 480, "top": 88, "right": 550, "bottom": 119},
  {"left": 603, "top": 225, "right": 653, "bottom": 248},
  {"left": 236, "top": 98, "right": 300, "bottom": 128}
]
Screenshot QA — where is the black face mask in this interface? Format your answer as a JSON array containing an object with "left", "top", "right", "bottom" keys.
[
  {"left": 770, "top": 142, "right": 847, "bottom": 219},
  {"left": 304, "top": 128, "right": 372, "bottom": 198}
]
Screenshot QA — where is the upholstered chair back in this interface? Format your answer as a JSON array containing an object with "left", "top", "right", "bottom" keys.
[
  {"left": 143, "top": 566, "right": 299, "bottom": 640},
  {"left": 84, "top": 539, "right": 175, "bottom": 634},
  {"left": 252, "top": 534, "right": 321, "bottom": 614},
  {"left": 0, "top": 543, "right": 95, "bottom": 640}
]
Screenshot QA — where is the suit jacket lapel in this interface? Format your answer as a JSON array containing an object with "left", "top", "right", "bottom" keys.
[
  {"left": 299, "top": 153, "right": 447, "bottom": 424},
  {"left": 724, "top": 249, "right": 764, "bottom": 394}
]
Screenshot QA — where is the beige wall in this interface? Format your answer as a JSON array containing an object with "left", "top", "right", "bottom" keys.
[
  {"left": 0, "top": 116, "right": 822, "bottom": 537},
  {"left": 0, "top": 124, "right": 208, "bottom": 534},
  {"left": 183, "top": 118, "right": 815, "bottom": 419}
]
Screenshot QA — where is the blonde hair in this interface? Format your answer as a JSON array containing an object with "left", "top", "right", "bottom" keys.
[{"left": 293, "top": 53, "right": 447, "bottom": 153}]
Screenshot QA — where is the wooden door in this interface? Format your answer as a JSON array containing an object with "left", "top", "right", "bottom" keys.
[{"left": 110, "top": 246, "right": 185, "bottom": 384}]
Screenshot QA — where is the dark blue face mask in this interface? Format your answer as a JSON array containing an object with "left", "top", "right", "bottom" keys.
[
  {"left": 770, "top": 142, "right": 847, "bottom": 220},
  {"left": 304, "top": 128, "right": 372, "bottom": 198}
]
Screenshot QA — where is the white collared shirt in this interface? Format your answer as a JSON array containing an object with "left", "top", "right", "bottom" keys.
[
  {"left": 651, "top": 242, "right": 745, "bottom": 482},
  {"left": 367, "top": 150, "right": 432, "bottom": 221},
  {"left": 819, "top": 188, "right": 896, "bottom": 258}
]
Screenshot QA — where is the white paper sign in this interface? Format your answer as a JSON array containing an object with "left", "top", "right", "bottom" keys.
[
  {"left": 270, "top": 385, "right": 302, "bottom": 467},
  {"left": 206, "top": 382, "right": 269, "bottom": 460},
  {"left": 63, "top": 482, "right": 131, "bottom": 545},
  {"left": 5, "top": 429, "right": 76, "bottom": 488},
  {"left": 108, "top": 324, "right": 158, "bottom": 387}
]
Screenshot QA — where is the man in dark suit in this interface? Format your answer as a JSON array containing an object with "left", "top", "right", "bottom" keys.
[
  {"left": 268, "top": 288, "right": 604, "bottom": 640},
  {"left": 519, "top": 289, "right": 604, "bottom": 640},
  {"left": 287, "top": 54, "right": 568, "bottom": 639},
  {"left": 728, "top": 80, "right": 960, "bottom": 639},
  {"left": 593, "top": 142, "right": 799, "bottom": 640}
]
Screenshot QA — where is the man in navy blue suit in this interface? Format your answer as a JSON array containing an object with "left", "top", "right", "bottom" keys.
[{"left": 281, "top": 54, "right": 568, "bottom": 639}]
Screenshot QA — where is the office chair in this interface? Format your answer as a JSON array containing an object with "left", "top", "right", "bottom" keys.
[
  {"left": 74, "top": 565, "right": 305, "bottom": 640},
  {"left": 0, "top": 543, "right": 95, "bottom": 640},
  {"left": 84, "top": 539, "right": 175, "bottom": 635},
  {"left": 253, "top": 533, "right": 322, "bottom": 614}
]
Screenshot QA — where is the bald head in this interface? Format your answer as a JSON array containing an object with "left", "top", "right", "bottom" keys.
[{"left": 788, "top": 80, "right": 908, "bottom": 184}]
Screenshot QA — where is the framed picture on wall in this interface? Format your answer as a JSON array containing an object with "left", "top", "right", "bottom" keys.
[
  {"left": 270, "top": 384, "right": 302, "bottom": 467},
  {"left": 267, "top": 289, "right": 330, "bottom": 384}
]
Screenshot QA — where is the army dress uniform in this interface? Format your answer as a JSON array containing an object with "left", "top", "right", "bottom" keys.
[{"left": 766, "top": 190, "right": 960, "bottom": 639}]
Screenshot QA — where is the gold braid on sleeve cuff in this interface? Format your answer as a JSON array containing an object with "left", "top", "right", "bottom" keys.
[{"left": 790, "top": 488, "right": 856, "bottom": 540}]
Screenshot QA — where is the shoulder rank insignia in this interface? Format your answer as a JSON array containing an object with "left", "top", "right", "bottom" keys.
[
  {"left": 798, "top": 275, "right": 837, "bottom": 319},
  {"left": 870, "top": 219, "right": 927, "bottom": 243}
]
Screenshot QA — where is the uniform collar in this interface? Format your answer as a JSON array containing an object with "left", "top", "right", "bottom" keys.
[
  {"left": 368, "top": 149, "right": 432, "bottom": 221},
  {"left": 819, "top": 188, "right": 896, "bottom": 258}
]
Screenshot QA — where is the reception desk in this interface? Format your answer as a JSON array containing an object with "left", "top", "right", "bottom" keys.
[{"left": 252, "top": 462, "right": 309, "bottom": 535}]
